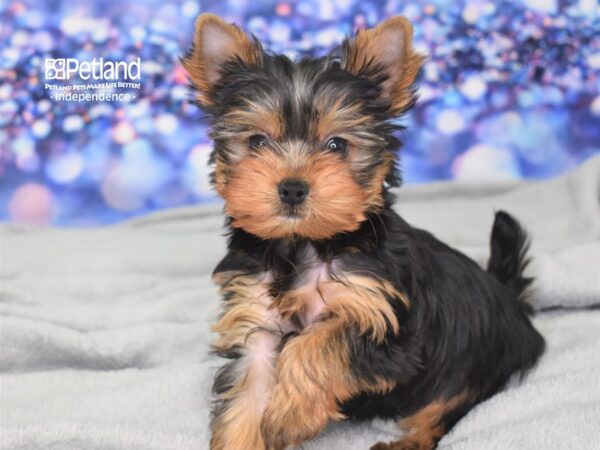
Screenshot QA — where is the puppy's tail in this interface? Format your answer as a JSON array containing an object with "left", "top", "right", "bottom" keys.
[{"left": 487, "top": 211, "right": 533, "bottom": 313}]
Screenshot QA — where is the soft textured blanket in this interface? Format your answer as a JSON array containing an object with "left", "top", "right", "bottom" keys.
[{"left": 1, "top": 156, "right": 599, "bottom": 450}]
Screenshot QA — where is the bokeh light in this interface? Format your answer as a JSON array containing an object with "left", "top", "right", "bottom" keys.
[
  {"left": 0, "top": 0, "right": 599, "bottom": 225},
  {"left": 8, "top": 183, "right": 55, "bottom": 225}
]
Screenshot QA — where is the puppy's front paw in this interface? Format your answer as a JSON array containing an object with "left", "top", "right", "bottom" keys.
[
  {"left": 370, "top": 439, "right": 423, "bottom": 450},
  {"left": 260, "top": 389, "right": 331, "bottom": 450},
  {"left": 260, "top": 407, "right": 287, "bottom": 450},
  {"left": 371, "top": 443, "right": 389, "bottom": 450},
  {"left": 260, "top": 404, "right": 312, "bottom": 450}
]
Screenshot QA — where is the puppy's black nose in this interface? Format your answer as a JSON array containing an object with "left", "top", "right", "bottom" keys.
[{"left": 278, "top": 179, "right": 309, "bottom": 206}]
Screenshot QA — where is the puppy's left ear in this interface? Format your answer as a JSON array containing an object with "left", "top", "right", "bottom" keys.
[
  {"left": 182, "top": 14, "right": 263, "bottom": 106},
  {"left": 342, "top": 16, "right": 424, "bottom": 115}
]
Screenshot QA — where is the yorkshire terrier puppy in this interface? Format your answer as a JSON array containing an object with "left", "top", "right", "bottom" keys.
[{"left": 183, "top": 14, "right": 545, "bottom": 450}]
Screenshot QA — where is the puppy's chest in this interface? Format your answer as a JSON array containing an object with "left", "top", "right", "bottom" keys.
[
  {"left": 270, "top": 260, "right": 335, "bottom": 329},
  {"left": 216, "top": 247, "right": 404, "bottom": 346}
]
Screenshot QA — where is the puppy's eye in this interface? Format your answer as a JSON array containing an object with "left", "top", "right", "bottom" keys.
[
  {"left": 326, "top": 137, "right": 347, "bottom": 153},
  {"left": 249, "top": 134, "right": 268, "bottom": 150}
]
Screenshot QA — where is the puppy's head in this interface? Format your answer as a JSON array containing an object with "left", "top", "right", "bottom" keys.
[{"left": 183, "top": 14, "right": 423, "bottom": 240}]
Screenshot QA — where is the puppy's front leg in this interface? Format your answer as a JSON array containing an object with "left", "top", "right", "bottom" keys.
[
  {"left": 260, "top": 319, "right": 354, "bottom": 450},
  {"left": 261, "top": 275, "right": 409, "bottom": 450},
  {"left": 210, "top": 274, "right": 283, "bottom": 450}
]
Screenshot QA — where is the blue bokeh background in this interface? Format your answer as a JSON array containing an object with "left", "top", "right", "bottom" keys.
[{"left": 1, "top": 0, "right": 599, "bottom": 225}]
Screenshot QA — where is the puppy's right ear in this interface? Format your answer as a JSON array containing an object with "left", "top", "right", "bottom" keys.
[{"left": 182, "top": 14, "right": 263, "bottom": 106}]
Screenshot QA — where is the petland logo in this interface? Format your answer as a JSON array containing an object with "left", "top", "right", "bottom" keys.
[
  {"left": 45, "top": 58, "right": 141, "bottom": 81},
  {"left": 44, "top": 57, "right": 142, "bottom": 103}
]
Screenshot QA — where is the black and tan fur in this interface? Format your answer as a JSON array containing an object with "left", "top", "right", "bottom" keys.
[{"left": 182, "top": 14, "right": 545, "bottom": 450}]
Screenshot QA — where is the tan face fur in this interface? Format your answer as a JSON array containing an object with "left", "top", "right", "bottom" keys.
[{"left": 183, "top": 14, "right": 423, "bottom": 240}]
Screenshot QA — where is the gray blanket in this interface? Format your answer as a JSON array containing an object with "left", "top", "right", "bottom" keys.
[{"left": 1, "top": 156, "right": 599, "bottom": 450}]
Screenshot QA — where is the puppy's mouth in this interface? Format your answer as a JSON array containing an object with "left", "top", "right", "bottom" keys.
[{"left": 279, "top": 205, "right": 304, "bottom": 219}]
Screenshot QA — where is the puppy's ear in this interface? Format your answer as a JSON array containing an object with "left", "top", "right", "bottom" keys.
[
  {"left": 342, "top": 16, "right": 424, "bottom": 114},
  {"left": 182, "top": 14, "right": 263, "bottom": 106}
]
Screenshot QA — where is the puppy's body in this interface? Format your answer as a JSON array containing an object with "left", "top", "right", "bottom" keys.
[
  {"left": 183, "top": 14, "right": 545, "bottom": 450},
  {"left": 212, "top": 203, "right": 544, "bottom": 449}
]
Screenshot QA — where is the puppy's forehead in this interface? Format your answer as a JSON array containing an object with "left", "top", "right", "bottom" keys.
[{"left": 234, "top": 56, "right": 370, "bottom": 141}]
